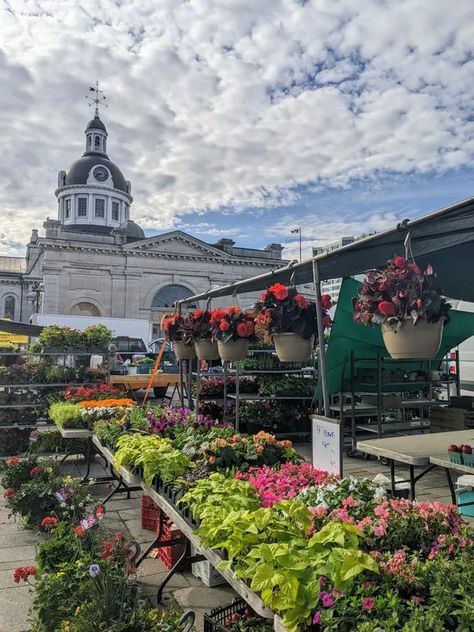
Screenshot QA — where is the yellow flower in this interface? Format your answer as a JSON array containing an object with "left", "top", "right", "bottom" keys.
[
  {"left": 75, "top": 607, "right": 81, "bottom": 615},
  {"left": 62, "top": 621, "right": 70, "bottom": 631},
  {"left": 62, "top": 475, "right": 73, "bottom": 484},
  {"left": 56, "top": 571, "right": 65, "bottom": 577},
  {"left": 45, "top": 467, "right": 53, "bottom": 474}
]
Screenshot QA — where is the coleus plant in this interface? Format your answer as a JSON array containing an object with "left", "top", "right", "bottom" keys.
[
  {"left": 254, "top": 283, "right": 332, "bottom": 344},
  {"left": 353, "top": 256, "right": 451, "bottom": 332},
  {"left": 210, "top": 306, "right": 257, "bottom": 342}
]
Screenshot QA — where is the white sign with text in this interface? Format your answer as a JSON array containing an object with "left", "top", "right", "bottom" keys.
[{"left": 311, "top": 415, "right": 342, "bottom": 477}]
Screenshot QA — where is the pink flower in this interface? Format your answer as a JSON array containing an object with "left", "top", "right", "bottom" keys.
[
  {"left": 362, "top": 597, "right": 375, "bottom": 611},
  {"left": 312, "top": 611, "right": 321, "bottom": 624},
  {"left": 321, "top": 592, "right": 334, "bottom": 608}
]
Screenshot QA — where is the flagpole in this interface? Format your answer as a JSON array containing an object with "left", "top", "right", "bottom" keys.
[{"left": 299, "top": 227, "right": 302, "bottom": 262}]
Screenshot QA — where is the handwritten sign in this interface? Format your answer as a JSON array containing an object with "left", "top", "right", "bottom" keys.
[{"left": 312, "top": 415, "right": 342, "bottom": 477}]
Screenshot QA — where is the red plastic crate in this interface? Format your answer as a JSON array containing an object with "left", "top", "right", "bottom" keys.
[
  {"left": 157, "top": 519, "right": 186, "bottom": 570},
  {"left": 141, "top": 495, "right": 160, "bottom": 531}
]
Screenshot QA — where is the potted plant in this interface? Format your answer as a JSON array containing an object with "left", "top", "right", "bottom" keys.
[
  {"left": 254, "top": 283, "right": 331, "bottom": 362},
  {"left": 210, "top": 306, "right": 256, "bottom": 362},
  {"left": 83, "top": 324, "right": 113, "bottom": 351},
  {"left": 127, "top": 362, "right": 138, "bottom": 375},
  {"left": 164, "top": 315, "right": 196, "bottom": 361},
  {"left": 137, "top": 357, "right": 154, "bottom": 374},
  {"left": 353, "top": 256, "right": 451, "bottom": 359},
  {"left": 186, "top": 309, "right": 220, "bottom": 360}
]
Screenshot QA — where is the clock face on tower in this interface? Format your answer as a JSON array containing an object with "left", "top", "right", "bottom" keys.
[{"left": 93, "top": 166, "right": 108, "bottom": 182}]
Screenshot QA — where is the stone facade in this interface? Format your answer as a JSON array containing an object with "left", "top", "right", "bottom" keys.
[{"left": 0, "top": 111, "right": 286, "bottom": 337}]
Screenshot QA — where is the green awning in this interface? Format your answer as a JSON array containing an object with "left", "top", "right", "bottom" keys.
[{"left": 318, "top": 278, "right": 474, "bottom": 397}]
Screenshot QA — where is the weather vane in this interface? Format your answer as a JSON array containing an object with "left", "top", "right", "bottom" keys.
[{"left": 86, "top": 81, "right": 107, "bottom": 117}]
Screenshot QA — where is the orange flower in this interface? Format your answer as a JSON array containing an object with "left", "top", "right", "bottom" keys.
[
  {"left": 209, "top": 456, "right": 216, "bottom": 464},
  {"left": 256, "top": 445, "right": 264, "bottom": 454},
  {"left": 78, "top": 398, "right": 136, "bottom": 409}
]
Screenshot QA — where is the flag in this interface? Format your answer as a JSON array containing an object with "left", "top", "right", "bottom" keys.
[{"left": 291, "top": 228, "right": 300, "bottom": 234}]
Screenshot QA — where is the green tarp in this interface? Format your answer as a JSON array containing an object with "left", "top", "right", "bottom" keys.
[{"left": 319, "top": 278, "right": 474, "bottom": 397}]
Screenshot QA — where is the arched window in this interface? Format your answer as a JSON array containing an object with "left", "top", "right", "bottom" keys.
[
  {"left": 70, "top": 302, "right": 101, "bottom": 317},
  {"left": 87, "top": 135, "right": 92, "bottom": 148},
  {"left": 4, "top": 296, "right": 15, "bottom": 320},
  {"left": 151, "top": 285, "right": 196, "bottom": 309},
  {"left": 94, "top": 135, "right": 100, "bottom": 149}
]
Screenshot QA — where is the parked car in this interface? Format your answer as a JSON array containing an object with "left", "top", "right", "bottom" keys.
[{"left": 112, "top": 336, "right": 147, "bottom": 362}]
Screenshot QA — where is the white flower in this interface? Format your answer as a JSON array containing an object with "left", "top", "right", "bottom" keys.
[{"left": 60, "top": 502, "right": 66, "bottom": 508}]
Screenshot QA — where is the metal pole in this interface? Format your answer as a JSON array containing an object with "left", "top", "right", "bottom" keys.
[
  {"left": 235, "top": 361, "right": 240, "bottom": 433},
  {"left": 312, "top": 260, "right": 330, "bottom": 417},
  {"left": 299, "top": 227, "right": 302, "bottom": 263}
]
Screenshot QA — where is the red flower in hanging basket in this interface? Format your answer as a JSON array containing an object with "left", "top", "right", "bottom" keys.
[
  {"left": 225, "top": 305, "right": 241, "bottom": 316},
  {"left": 294, "top": 294, "right": 309, "bottom": 309},
  {"left": 192, "top": 308, "right": 205, "bottom": 320},
  {"left": 210, "top": 308, "right": 226, "bottom": 324},
  {"left": 393, "top": 256, "right": 406, "bottom": 267},
  {"left": 268, "top": 283, "right": 289, "bottom": 301},
  {"left": 378, "top": 301, "right": 396, "bottom": 316},
  {"left": 320, "top": 294, "right": 332, "bottom": 310},
  {"left": 237, "top": 321, "right": 255, "bottom": 338},
  {"left": 219, "top": 320, "right": 231, "bottom": 332}
]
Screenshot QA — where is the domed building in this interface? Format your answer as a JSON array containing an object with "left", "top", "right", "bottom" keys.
[{"left": 0, "top": 103, "right": 286, "bottom": 338}]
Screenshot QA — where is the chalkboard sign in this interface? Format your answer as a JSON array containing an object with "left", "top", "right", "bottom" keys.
[{"left": 311, "top": 415, "right": 342, "bottom": 477}]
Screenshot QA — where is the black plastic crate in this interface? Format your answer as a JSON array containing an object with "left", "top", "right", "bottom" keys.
[{"left": 204, "top": 599, "right": 247, "bottom": 632}]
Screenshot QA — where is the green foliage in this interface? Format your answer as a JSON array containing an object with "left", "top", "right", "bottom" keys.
[
  {"left": 179, "top": 472, "right": 259, "bottom": 520},
  {"left": 48, "top": 401, "right": 85, "bottom": 429},
  {"left": 36, "top": 521, "right": 101, "bottom": 574},
  {"left": 30, "top": 430, "right": 88, "bottom": 456},
  {"left": 114, "top": 434, "right": 193, "bottom": 485}
]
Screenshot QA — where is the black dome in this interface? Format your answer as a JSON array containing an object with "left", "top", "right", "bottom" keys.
[
  {"left": 65, "top": 155, "right": 128, "bottom": 192},
  {"left": 86, "top": 116, "right": 107, "bottom": 132}
]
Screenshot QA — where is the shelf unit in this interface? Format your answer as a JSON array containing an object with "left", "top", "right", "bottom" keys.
[
  {"left": 193, "top": 348, "right": 317, "bottom": 436},
  {"left": 345, "top": 351, "right": 460, "bottom": 454},
  {"left": 0, "top": 350, "right": 109, "bottom": 426}
]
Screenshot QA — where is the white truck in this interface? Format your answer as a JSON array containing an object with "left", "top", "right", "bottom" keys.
[{"left": 30, "top": 313, "right": 151, "bottom": 347}]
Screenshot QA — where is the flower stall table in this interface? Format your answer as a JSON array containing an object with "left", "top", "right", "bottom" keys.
[
  {"left": 357, "top": 429, "right": 474, "bottom": 499},
  {"left": 91, "top": 435, "right": 142, "bottom": 504},
  {"left": 109, "top": 373, "right": 184, "bottom": 402},
  {"left": 140, "top": 483, "right": 274, "bottom": 617},
  {"left": 429, "top": 454, "right": 474, "bottom": 507}
]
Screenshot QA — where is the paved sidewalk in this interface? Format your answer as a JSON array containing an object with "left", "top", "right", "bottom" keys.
[{"left": 0, "top": 445, "right": 463, "bottom": 631}]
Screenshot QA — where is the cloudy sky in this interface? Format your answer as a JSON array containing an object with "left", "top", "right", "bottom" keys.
[{"left": 1, "top": 0, "right": 473, "bottom": 261}]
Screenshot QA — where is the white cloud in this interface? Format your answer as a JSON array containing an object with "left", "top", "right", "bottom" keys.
[{"left": 0, "top": 0, "right": 473, "bottom": 254}]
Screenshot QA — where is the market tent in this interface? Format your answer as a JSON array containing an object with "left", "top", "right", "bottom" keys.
[
  {"left": 319, "top": 278, "right": 474, "bottom": 397},
  {"left": 178, "top": 195, "right": 474, "bottom": 304},
  {"left": 0, "top": 319, "right": 43, "bottom": 337}
]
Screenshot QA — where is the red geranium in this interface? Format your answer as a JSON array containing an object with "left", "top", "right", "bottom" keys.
[
  {"left": 268, "top": 283, "right": 289, "bottom": 301},
  {"left": 30, "top": 466, "right": 42, "bottom": 478},
  {"left": 320, "top": 294, "right": 332, "bottom": 310},
  {"left": 378, "top": 301, "right": 395, "bottom": 316},
  {"left": 294, "top": 294, "right": 309, "bottom": 310},
  {"left": 74, "top": 525, "right": 86, "bottom": 538},
  {"left": 237, "top": 321, "right": 255, "bottom": 338},
  {"left": 3, "top": 487, "right": 14, "bottom": 498},
  {"left": 6, "top": 456, "right": 20, "bottom": 466},
  {"left": 219, "top": 320, "right": 230, "bottom": 331},
  {"left": 13, "top": 566, "right": 37, "bottom": 584},
  {"left": 393, "top": 256, "right": 406, "bottom": 267},
  {"left": 210, "top": 308, "right": 226, "bottom": 324},
  {"left": 41, "top": 516, "right": 59, "bottom": 529},
  {"left": 192, "top": 308, "right": 205, "bottom": 320},
  {"left": 225, "top": 305, "right": 241, "bottom": 316}
]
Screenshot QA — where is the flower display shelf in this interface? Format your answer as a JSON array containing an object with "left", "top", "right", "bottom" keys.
[
  {"left": 0, "top": 350, "right": 109, "bottom": 427},
  {"left": 91, "top": 435, "right": 142, "bottom": 489},
  {"left": 193, "top": 347, "right": 316, "bottom": 434},
  {"left": 346, "top": 351, "right": 460, "bottom": 456},
  {"left": 140, "top": 482, "right": 273, "bottom": 618}
]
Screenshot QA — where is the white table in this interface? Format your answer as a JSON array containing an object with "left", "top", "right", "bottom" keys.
[{"left": 357, "top": 430, "right": 474, "bottom": 499}]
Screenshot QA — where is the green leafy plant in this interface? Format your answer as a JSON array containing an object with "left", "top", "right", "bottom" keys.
[
  {"left": 83, "top": 324, "right": 113, "bottom": 349},
  {"left": 179, "top": 472, "right": 259, "bottom": 521},
  {"left": 48, "top": 401, "right": 85, "bottom": 429}
]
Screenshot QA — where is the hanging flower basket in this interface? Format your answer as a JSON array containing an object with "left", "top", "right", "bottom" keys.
[
  {"left": 254, "top": 284, "right": 331, "bottom": 362},
  {"left": 210, "top": 306, "right": 256, "bottom": 362},
  {"left": 353, "top": 256, "right": 451, "bottom": 360},
  {"left": 172, "top": 341, "right": 197, "bottom": 361},
  {"left": 194, "top": 339, "right": 220, "bottom": 361},
  {"left": 217, "top": 338, "right": 249, "bottom": 362},
  {"left": 273, "top": 333, "right": 314, "bottom": 362},
  {"left": 381, "top": 318, "right": 443, "bottom": 359}
]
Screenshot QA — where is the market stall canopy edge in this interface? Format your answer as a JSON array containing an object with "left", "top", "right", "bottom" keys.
[{"left": 177, "top": 195, "right": 474, "bottom": 303}]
